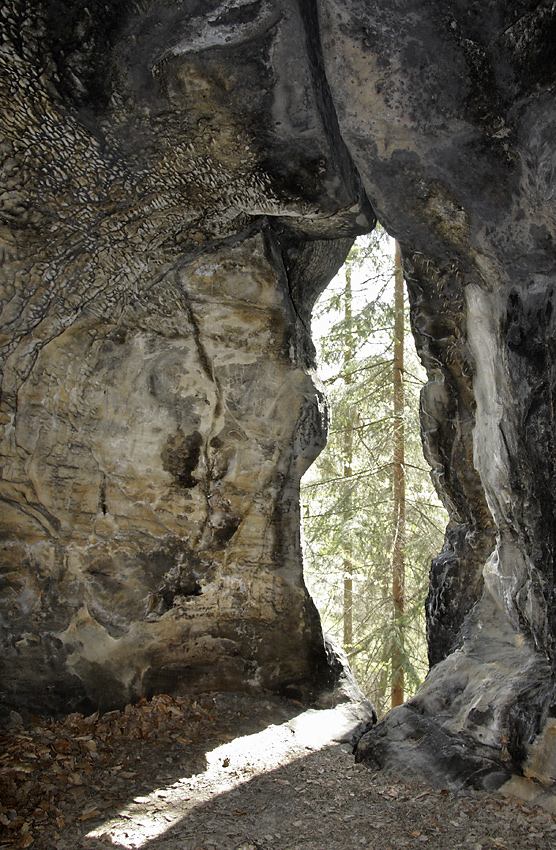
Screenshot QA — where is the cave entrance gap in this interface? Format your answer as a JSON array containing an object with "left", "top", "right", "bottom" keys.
[{"left": 300, "top": 230, "right": 448, "bottom": 718}]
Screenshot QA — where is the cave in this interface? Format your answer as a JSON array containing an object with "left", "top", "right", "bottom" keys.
[{"left": 1, "top": 0, "right": 556, "bottom": 806}]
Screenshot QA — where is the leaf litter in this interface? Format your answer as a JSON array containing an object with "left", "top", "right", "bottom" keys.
[
  {"left": 0, "top": 693, "right": 220, "bottom": 849},
  {"left": 0, "top": 693, "right": 555, "bottom": 850}
]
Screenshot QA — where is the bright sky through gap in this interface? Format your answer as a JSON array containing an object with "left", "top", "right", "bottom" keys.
[{"left": 310, "top": 231, "right": 397, "bottom": 384}]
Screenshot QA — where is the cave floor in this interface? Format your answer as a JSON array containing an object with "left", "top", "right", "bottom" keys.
[{"left": 1, "top": 693, "right": 554, "bottom": 850}]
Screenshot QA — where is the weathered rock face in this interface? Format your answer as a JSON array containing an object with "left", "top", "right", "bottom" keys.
[
  {"left": 2, "top": 0, "right": 556, "bottom": 806},
  {"left": 0, "top": 0, "right": 373, "bottom": 717},
  {"left": 321, "top": 0, "right": 556, "bottom": 801}
]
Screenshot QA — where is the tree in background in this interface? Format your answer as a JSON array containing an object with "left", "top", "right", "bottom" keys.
[
  {"left": 342, "top": 257, "right": 354, "bottom": 654},
  {"left": 391, "top": 240, "right": 405, "bottom": 708},
  {"left": 301, "top": 228, "right": 447, "bottom": 717}
]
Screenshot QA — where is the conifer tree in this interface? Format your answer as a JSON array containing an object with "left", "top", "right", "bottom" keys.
[
  {"left": 302, "top": 229, "right": 447, "bottom": 717},
  {"left": 391, "top": 240, "right": 405, "bottom": 708}
]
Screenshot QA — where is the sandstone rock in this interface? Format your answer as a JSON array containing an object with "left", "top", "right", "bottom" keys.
[
  {"left": 1, "top": 0, "right": 556, "bottom": 806},
  {"left": 320, "top": 0, "right": 556, "bottom": 797},
  {"left": 0, "top": 0, "right": 372, "bottom": 718}
]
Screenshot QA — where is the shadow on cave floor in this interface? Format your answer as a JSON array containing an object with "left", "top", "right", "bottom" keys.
[
  {"left": 4, "top": 692, "right": 554, "bottom": 849},
  {"left": 0, "top": 692, "right": 306, "bottom": 850},
  {"left": 61, "top": 699, "right": 553, "bottom": 850}
]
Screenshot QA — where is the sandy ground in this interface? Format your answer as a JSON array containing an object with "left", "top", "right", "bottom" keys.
[{"left": 2, "top": 693, "right": 555, "bottom": 850}]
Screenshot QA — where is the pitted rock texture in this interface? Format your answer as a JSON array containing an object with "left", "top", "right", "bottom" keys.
[
  {"left": 2, "top": 0, "right": 556, "bottom": 806},
  {"left": 0, "top": 0, "right": 373, "bottom": 718}
]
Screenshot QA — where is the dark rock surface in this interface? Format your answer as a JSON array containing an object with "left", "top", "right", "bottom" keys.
[
  {"left": 319, "top": 0, "right": 556, "bottom": 800},
  {"left": 1, "top": 0, "right": 556, "bottom": 805}
]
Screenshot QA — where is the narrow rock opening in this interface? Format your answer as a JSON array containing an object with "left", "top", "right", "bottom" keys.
[{"left": 301, "top": 230, "right": 448, "bottom": 718}]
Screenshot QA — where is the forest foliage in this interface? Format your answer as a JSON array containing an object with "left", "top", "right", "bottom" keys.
[{"left": 301, "top": 229, "right": 448, "bottom": 717}]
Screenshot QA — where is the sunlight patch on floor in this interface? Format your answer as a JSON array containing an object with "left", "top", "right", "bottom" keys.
[{"left": 85, "top": 710, "right": 335, "bottom": 849}]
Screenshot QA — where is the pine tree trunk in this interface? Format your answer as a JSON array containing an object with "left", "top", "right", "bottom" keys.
[
  {"left": 391, "top": 241, "right": 406, "bottom": 708},
  {"left": 343, "top": 263, "right": 354, "bottom": 653}
]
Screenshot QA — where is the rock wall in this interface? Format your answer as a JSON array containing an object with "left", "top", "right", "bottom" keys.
[
  {"left": 1, "top": 0, "right": 556, "bottom": 804},
  {"left": 0, "top": 0, "right": 372, "bottom": 717},
  {"left": 322, "top": 0, "right": 556, "bottom": 801}
]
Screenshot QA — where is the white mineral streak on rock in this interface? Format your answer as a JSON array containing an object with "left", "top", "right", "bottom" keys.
[
  {"left": 465, "top": 283, "right": 525, "bottom": 618},
  {"left": 465, "top": 283, "right": 512, "bottom": 524},
  {"left": 466, "top": 282, "right": 549, "bottom": 643}
]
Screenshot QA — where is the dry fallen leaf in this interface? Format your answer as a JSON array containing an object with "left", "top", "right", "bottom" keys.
[
  {"left": 16, "top": 832, "right": 33, "bottom": 848},
  {"left": 8, "top": 764, "right": 34, "bottom": 776},
  {"left": 79, "top": 805, "right": 101, "bottom": 822}
]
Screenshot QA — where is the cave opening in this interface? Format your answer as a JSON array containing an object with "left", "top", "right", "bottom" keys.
[
  {"left": 1, "top": 0, "right": 556, "bottom": 824},
  {"left": 301, "top": 230, "right": 448, "bottom": 718}
]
